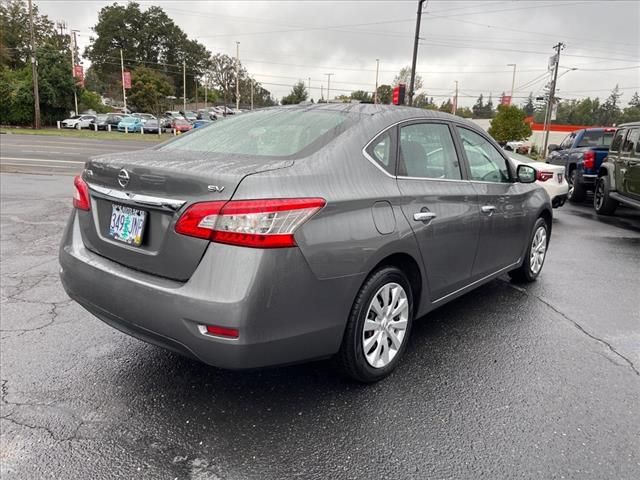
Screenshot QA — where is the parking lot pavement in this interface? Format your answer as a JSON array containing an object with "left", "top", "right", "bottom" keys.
[
  {"left": 1, "top": 172, "right": 639, "bottom": 479},
  {"left": 0, "top": 133, "right": 158, "bottom": 175}
]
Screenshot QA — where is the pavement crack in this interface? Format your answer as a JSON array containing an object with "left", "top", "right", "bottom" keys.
[{"left": 503, "top": 281, "right": 639, "bottom": 377}]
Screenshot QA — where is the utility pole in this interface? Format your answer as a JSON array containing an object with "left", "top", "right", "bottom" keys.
[
  {"left": 374, "top": 59, "right": 380, "bottom": 104},
  {"left": 71, "top": 30, "right": 79, "bottom": 115},
  {"left": 325, "top": 73, "right": 334, "bottom": 102},
  {"left": 250, "top": 80, "right": 254, "bottom": 110},
  {"left": 453, "top": 80, "right": 458, "bottom": 116},
  {"left": 308, "top": 76, "right": 311, "bottom": 96},
  {"left": 235, "top": 41, "right": 240, "bottom": 111},
  {"left": 27, "top": 0, "right": 41, "bottom": 128},
  {"left": 120, "top": 49, "right": 127, "bottom": 113},
  {"left": 542, "top": 42, "right": 564, "bottom": 156},
  {"left": 195, "top": 77, "right": 198, "bottom": 111},
  {"left": 321, "top": 84, "right": 324, "bottom": 102},
  {"left": 507, "top": 63, "right": 517, "bottom": 100},
  {"left": 205, "top": 75, "right": 208, "bottom": 109},
  {"left": 408, "top": 0, "right": 427, "bottom": 106},
  {"left": 182, "top": 60, "right": 186, "bottom": 113}
]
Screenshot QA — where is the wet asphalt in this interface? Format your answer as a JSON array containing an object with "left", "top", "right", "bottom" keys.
[{"left": 1, "top": 152, "right": 639, "bottom": 479}]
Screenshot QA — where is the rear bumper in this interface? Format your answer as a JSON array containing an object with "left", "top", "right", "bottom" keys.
[
  {"left": 552, "top": 194, "right": 567, "bottom": 208},
  {"left": 59, "top": 212, "right": 360, "bottom": 369},
  {"left": 578, "top": 172, "right": 598, "bottom": 188}
]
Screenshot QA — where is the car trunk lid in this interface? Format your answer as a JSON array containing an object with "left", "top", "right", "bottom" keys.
[{"left": 78, "top": 149, "right": 292, "bottom": 281}]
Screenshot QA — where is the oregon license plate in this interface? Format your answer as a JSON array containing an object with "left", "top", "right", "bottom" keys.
[{"left": 109, "top": 204, "right": 146, "bottom": 246}]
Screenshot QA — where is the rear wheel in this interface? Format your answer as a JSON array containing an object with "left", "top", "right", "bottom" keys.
[
  {"left": 567, "top": 169, "right": 586, "bottom": 203},
  {"left": 594, "top": 176, "right": 618, "bottom": 215},
  {"left": 509, "top": 217, "right": 549, "bottom": 283},
  {"left": 336, "top": 266, "right": 413, "bottom": 382}
]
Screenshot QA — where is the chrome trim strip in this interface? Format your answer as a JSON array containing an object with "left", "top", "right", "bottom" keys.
[
  {"left": 87, "top": 183, "right": 186, "bottom": 210},
  {"left": 431, "top": 261, "right": 520, "bottom": 304}
]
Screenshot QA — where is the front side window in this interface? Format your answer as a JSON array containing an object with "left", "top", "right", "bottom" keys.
[
  {"left": 560, "top": 133, "right": 575, "bottom": 150},
  {"left": 457, "top": 127, "right": 510, "bottom": 183},
  {"left": 610, "top": 129, "right": 625, "bottom": 152},
  {"left": 366, "top": 130, "right": 395, "bottom": 174},
  {"left": 399, "top": 123, "right": 461, "bottom": 180},
  {"left": 622, "top": 128, "right": 639, "bottom": 153}
]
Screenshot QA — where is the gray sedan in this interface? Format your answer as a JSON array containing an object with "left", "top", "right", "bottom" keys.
[{"left": 59, "top": 105, "right": 551, "bottom": 382}]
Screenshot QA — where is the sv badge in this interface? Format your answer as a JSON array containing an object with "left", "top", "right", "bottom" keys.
[{"left": 207, "top": 185, "right": 225, "bottom": 193}]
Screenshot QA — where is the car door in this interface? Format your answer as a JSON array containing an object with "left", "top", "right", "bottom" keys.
[
  {"left": 455, "top": 126, "right": 530, "bottom": 277},
  {"left": 395, "top": 121, "right": 481, "bottom": 301},
  {"left": 548, "top": 132, "right": 575, "bottom": 166},
  {"left": 621, "top": 127, "right": 640, "bottom": 200}
]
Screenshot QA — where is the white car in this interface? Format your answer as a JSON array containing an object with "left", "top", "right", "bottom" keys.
[
  {"left": 61, "top": 115, "right": 96, "bottom": 129},
  {"left": 508, "top": 152, "right": 568, "bottom": 208}
]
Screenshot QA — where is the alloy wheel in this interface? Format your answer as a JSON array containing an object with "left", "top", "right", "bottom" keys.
[
  {"left": 362, "top": 283, "right": 409, "bottom": 369},
  {"left": 594, "top": 179, "right": 604, "bottom": 210},
  {"left": 529, "top": 225, "right": 547, "bottom": 275}
]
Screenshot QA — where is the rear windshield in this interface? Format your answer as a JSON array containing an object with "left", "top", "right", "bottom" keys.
[
  {"left": 577, "top": 130, "right": 614, "bottom": 148},
  {"left": 159, "top": 109, "right": 351, "bottom": 158}
]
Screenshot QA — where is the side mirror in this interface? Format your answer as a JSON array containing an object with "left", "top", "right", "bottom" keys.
[
  {"left": 547, "top": 144, "right": 560, "bottom": 153},
  {"left": 517, "top": 164, "right": 536, "bottom": 184}
]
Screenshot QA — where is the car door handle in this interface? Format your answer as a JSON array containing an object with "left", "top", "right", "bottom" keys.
[
  {"left": 413, "top": 212, "right": 437, "bottom": 222},
  {"left": 481, "top": 205, "right": 496, "bottom": 215}
]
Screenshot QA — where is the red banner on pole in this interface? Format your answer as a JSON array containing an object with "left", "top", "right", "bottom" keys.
[
  {"left": 73, "top": 64, "right": 84, "bottom": 87},
  {"left": 123, "top": 71, "right": 132, "bottom": 89},
  {"left": 500, "top": 95, "right": 512, "bottom": 106}
]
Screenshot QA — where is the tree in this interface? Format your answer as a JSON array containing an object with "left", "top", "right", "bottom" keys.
[
  {"left": 281, "top": 81, "right": 308, "bottom": 105},
  {"left": 376, "top": 84, "right": 393, "bottom": 104},
  {"left": 622, "top": 91, "right": 640, "bottom": 123},
  {"left": 487, "top": 105, "right": 532, "bottom": 143},
  {"left": 455, "top": 107, "right": 473, "bottom": 118},
  {"left": 351, "top": 90, "right": 372, "bottom": 103},
  {"left": 597, "top": 84, "right": 622, "bottom": 126},
  {"left": 127, "top": 67, "right": 174, "bottom": 117},
  {"left": 393, "top": 66, "right": 423, "bottom": 91},
  {"left": 413, "top": 93, "right": 436, "bottom": 109},
  {"left": 439, "top": 99, "right": 453, "bottom": 113},
  {"left": 472, "top": 94, "right": 485, "bottom": 118},
  {"left": 523, "top": 93, "right": 535, "bottom": 116},
  {"left": 79, "top": 90, "right": 109, "bottom": 113},
  {"left": 485, "top": 94, "right": 495, "bottom": 118}
]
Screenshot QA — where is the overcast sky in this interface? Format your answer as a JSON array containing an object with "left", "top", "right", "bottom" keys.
[{"left": 36, "top": 0, "right": 640, "bottom": 107}]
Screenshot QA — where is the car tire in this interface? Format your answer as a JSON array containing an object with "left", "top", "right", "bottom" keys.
[
  {"left": 336, "top": 266, "right": 413, "bottom": 383},
  {"left": 567, "top": 169, "right": 586, "bottom": 203},
  {"left": 509, "top": 217, "right": 549, "bottom": 283},
  {"left": 594, "top": 176, "right": 618, "bottom": 216}
]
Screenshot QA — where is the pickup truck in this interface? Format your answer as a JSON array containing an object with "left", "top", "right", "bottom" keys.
[{"left": 546, "top": 127, "right": 616, "bottom": 202}]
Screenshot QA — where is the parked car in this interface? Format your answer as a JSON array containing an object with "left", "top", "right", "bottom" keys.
[
  {"left": 546, "top": 127, "right": 616, "bottom": 203},
  {"left": 91, "top": 114, "right": 123, "bottom": 131},
  {"left": 132, "top": 113, "right": 156, "bottom": 123},
  {"left": 193, "top": 119, "right": 213, "bottom": 129},
  {"left": 61, "top": 115, "right": 96, "bottom": 129},
  {"left": 141, "top": 119, "right": 162, "bottom": 134},
  {"left": 594, "top": 122, "right": 640, "bottom": 215},
  {"left": 171, "top": 118, "right": 193, "bottom": 133},
  {"left": 180, "top": 110, "right": 198, "bottom": 123},
  {"left": 59, "top": 105, "right": 552, "bottom": 383},
  {"left": 508, "top": 152, "right": 568, "bottom": 208},
  {"left": 117, "top": 116, "right": 144, "bottom": 133},
  {"left": 164, "top": 111, "right": 185, "bottom": 120}
]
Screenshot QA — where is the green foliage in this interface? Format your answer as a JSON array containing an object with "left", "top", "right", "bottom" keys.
[
  {"left": 393, "top": 66, "right": 423, "bottom": 91},
  {"left": 621, "top": 91, "right": 640, "bottom": 123},
  {"left": 455, "top": 107, "right": 473, "bottom": 118},
  {"left": 376, "top": 85, "right": 393, "bottom": 104},
  {"left": 281, "top": 81, "right": 308, "bottom": 105},
  {"left": 523, "top": 93, "right": 535, "bottom": 116},
  {"left": 78, "top": 90, "right": 109, "bottom": 114},
  {"left": 439, "top": 99, "right": 453, "bottom": 113},
  {"left": 350, "top": 90, "right": 372, "bottom": 103},
  {"left": 127, "top": 67, "right": 174, "bottom": 115},
  {"left": 472, "top": 94, "right": 494, "bottom": 119},
  {"left": 488, "top": 105, "right": 532, "bottom": 143}
]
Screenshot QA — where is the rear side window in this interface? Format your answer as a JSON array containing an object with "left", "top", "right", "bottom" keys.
[
  {"left": 622, "top": 128, "right": 639, "bottom": 153},
  {"left": 399, "top": 123, "right": 461, "bottom": 180},
  {"left": 610, "top": 130, "right": 625, "bottom": 152},
  {"left": 160, "top": 109, "right": 351, "bottom": 158},
  {"left": 577, "top": 130, "right": 614, "bottom": 147},
  {"left": 366, "top": 130, "right": 395, "bottom": 174}
]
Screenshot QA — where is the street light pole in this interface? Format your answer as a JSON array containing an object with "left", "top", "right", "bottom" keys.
[
  {"left": 70, "top": 30, "right": 79, "bottom": 115},
  {"left": 325, "top": 73, "right": 334, "bottom": 102},
  {"left": 453, "top": 80, "right": 458, "bottom": 116},
  {"left": 27, "top": 0, "right": 41, "bottom": 128},
  {"left": 542, "top": 42, "right": 565, "bottom": 156},
  {"left": 374, "top": 59, "right": 380, "bottom": 104},
  {"left": 408, "top": 0, "right": 427, "bottom": 106},
  {"left": 120, "top": 49, "right": 127, "bottom": 113},
  {"left": 236, "top": 41, "right": 240, "bottom": 111},
  {"left": 183, "top": 60, "right": 187, "bottom": 113},
  {"left": 507, "top": 63, "right": 516, "bottom": 100}
]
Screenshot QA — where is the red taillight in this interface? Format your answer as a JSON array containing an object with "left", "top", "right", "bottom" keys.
[
  {"left": 536, "top": 171, "right": 554, "bottom": 182},
  {"left": 73, "top": 175, "right": 90, "bottom": 211},
  {"left": 583, "top": 150, "right": 595, "bottom": 170},
  {"left": 203, "top": 324, "right": 239, "bottom": 339},
  {"left": 175, "top": 198, "right": 326, "bottom": 248}
]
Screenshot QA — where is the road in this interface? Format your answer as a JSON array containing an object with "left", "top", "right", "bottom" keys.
[
  {"left": 0, "top": 133, "right": 156, "bottom": 175},
  {"left": 1, "top": 136, "right": 639, "bottom": 479}
]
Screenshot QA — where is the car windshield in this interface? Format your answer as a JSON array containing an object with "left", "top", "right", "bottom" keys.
[
  {"left": 508, "top": 152, "right": 535, "bottom": 163},
  {"left": 121, "top": 117, "right": 137, "bottom": 123},
  {"left": 160, "top": 109, "right": 351, "bottom": 158},
  {"left": 577, "top": 130, "right": 614, "bottom": 147}
]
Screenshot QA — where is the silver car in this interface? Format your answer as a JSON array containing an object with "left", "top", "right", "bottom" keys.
[{"left": 60, "top": 105, "right": 551, "bottom": 382}]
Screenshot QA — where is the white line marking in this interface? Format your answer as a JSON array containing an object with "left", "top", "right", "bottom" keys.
[
  {"left": 0, "top": 157, "right": 85, "bottom": 164},
  {"left": 0, "top": 163, "right": 78, "bottom": 169}
]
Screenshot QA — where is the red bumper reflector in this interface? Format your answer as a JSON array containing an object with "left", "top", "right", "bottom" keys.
[{"left": 204, "top": 325, "right": 239, "bottom": 339}]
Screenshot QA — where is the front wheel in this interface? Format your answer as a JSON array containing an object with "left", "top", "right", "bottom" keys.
[
  {"left": 509, "top": 217, "right": 549, "bottom": 283},
  {"left": 568, "top": 169, "right": 586, "bottom": 203},
  {"left": 594, "top": 176, "right": 618, "bottom": 215},
  {"left": 336, "top": 266, "right": 413, "bottom": 382}
]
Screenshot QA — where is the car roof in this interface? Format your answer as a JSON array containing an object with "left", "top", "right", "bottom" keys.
[{"left": 619, "top": 122, "right": 640, "bottom": 128}]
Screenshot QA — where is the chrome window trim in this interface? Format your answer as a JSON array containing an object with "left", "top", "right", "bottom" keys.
[{"left": 87, "top": 183, "right": 186, "bottom": 210}]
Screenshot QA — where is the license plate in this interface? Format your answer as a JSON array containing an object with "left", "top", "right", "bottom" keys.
[
  {"left": 557, "top": 173, "right": 563, "bottom": 182},
  {"left": 109, "top": 204, "right": 146, "bottom": 246}
]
